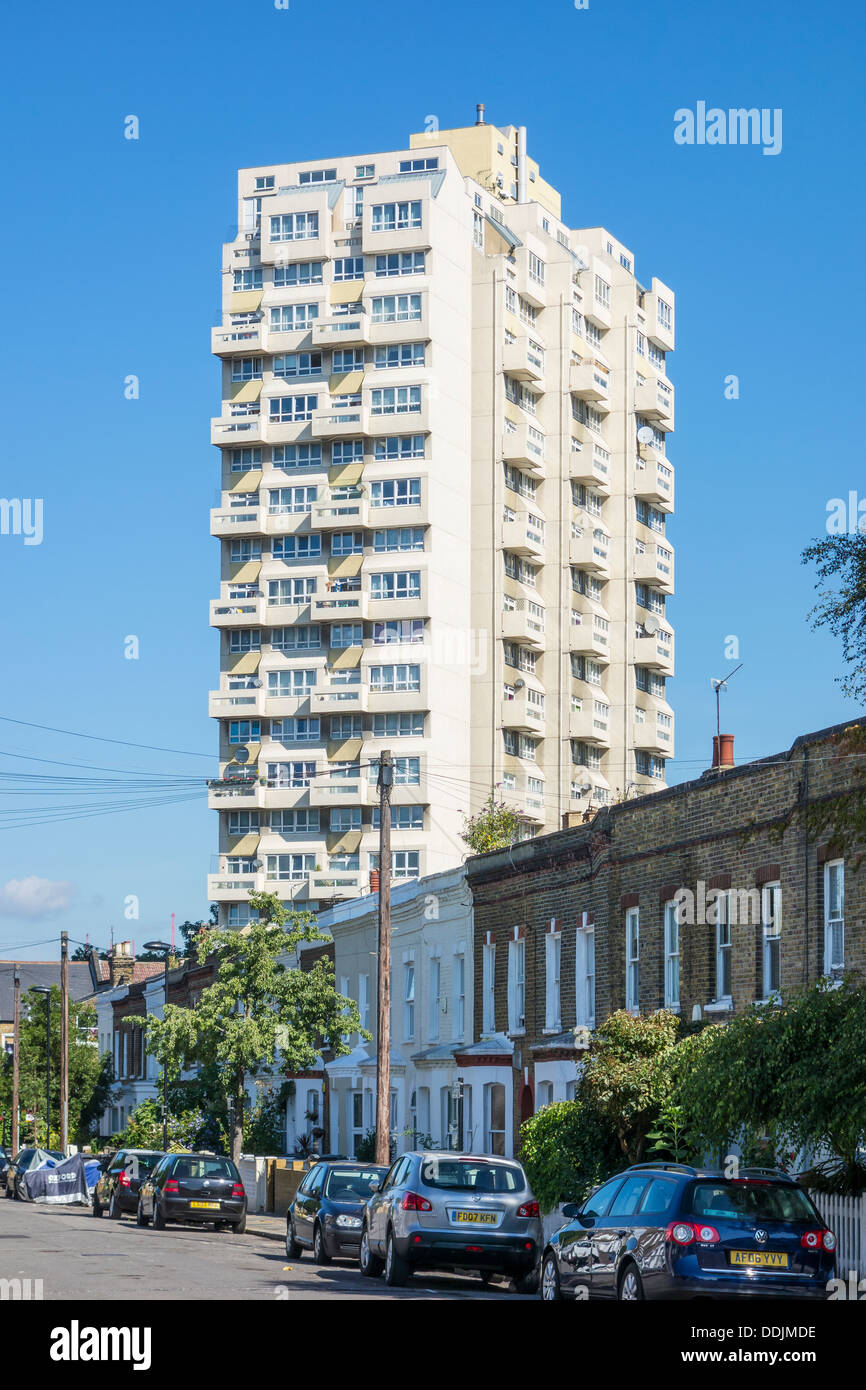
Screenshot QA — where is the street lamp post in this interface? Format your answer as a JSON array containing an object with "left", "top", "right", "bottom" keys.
[
  {"left": 143, "top": 942, "right": 172, "bottom": 1151},
  {"left": 33, "top": 987, "right": 51, "bottom": 1149}
]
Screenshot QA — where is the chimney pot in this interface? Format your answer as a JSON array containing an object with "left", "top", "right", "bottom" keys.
[
  {"left": 475, "top": 103, "right": 485, "bottom": 126},
  {"left": 369, "top": 869, "right": 380, "bottom": 893},
  {"left": 712, "top": 733, "right": 735, "bottom": 770}
]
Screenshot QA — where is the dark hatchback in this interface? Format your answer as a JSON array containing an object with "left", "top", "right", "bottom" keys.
[
  {"left": 287, "top": 1161, "right": 387, "bottom": 1263},
  {"left": 93, "top": 1148, "right": 164, "bottom": 1220},
  {"left": 541, "top": 1164, "right": 837, "bottom": 1302},
  {"left": 137, "top": 1153, "right": 247, "bottom": 1233},
  {"left": 4, "top": 1148, "right": 65, "bottom": 1200}
]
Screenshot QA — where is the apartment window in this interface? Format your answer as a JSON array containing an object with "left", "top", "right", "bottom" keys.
[
  {"left": 473, "top": 211, "right": 484, "bottom": 248},
  {"left": 270, "top": 625, "right": 320, "bottom": 652},
  {"left": 372, "top": 712, "right": 424, "bottom": 738},
  {"left": 594, "top": 276, "right": 611, "bottom": 309},
  {"left": 273, "top": 352, "right": 323, "bottom": 379},
  {"left": 228, "top": 629, "right": 261, "bottom": 653},
  {"left": 272, "top": 443, "right": 322, "bottom": 472},
  {"left": 393, "top": 757, "right": 421, "bottom": 785},
  {"left": 266, "top": 760, "right": 316, "bottom": 789},
  {"left": 482, "top": 943, "right": 496, "bottom": 1032},
  {"left": 273, "top": 261, "right": 323, "bottom": 287},
  {"left": 329, "top": 715, "right": 362, "bottom": 741},
  {"left": 330, "top": 808, "right": 361, "bottom": 833},
  {"left": 369, "top": 664, "right": 421, "bottom": 693},
  {"left": 272, "top": 535, "right": 321, "bottom": 561},
  {"left": 329, "top": 532, "right": 363, "bottom": 558},
  {"left": 372, "top": 618, "right": 423, "bottom": 644},
  {"left": 507, "top": 936, "right": 525, "bottom": 1032},
  {"left": 374, "top": 252, "right": 425, "bottom": 277},
  {"left": 329, "top": 622, "right": 363, "bottom": 648},
  {"left": 373, "top": 527, "right": 424, "bottom": 552},
  {"left": 399, "top": 157, "right": 438, "bottom": 172},
  {"left": 370, "top": 570, "right": 421, "bottom": 600},
  {"left": 227, "top": 811, "right": 259, "bottom": 836},
  {"left": 374, "top": 435, "right": 425, "bottom": 460},
  {"left": 762, "top": 883, "right": 782, "bottom": 999},
  {"left": 372, "top": 804, "right": 423, "bottom": 830},
  {"left": 369, "top": 850, "right": 419, "bottom": 879},
  {"left": 635, "top": 751, "right": 665, "bottom": 779},
  {"left": 355, "top": 164, "right": 374, "bottom": 179},
  {"left": 233, "top": 268, "right": 263, "bottom": 291},
  {"left": 270, "top": 211, "right": 319, "bottom": 241},
  {"left": 371, "top": 201, "right": 422, "bottom": 231},
  {"left": 229, "top": 537, "right": 261, "bottom": 564},
  {"left": 545, "top": 930, "right": 562, "bottom": 1031},
  {"left": 374, "top": 343, "right": 425, "bottom": 369},
  {"left": 254, "top": 176, "right": 274, "bottom": 191},
  {"left": 824, "top": 860, "right": 845, "bottom": 973},
  {"left": 271, "top": 809, "right": 321, "bottom": 836},
  {"left": 271, "top": 717, "right": 320, "bottom": 743},
  {"left": 657, "top": 298, "right": 673, "bottom": 332},
  {"left": 370, "top": 385, "right": 422, "bottom": 416},
  {"left": 576, "top": 923, "right": 595, "bottom": 1028},
  {"left": 371, "top": 478, "right": 421, "bottom": 510},
  {"left": 269, "top": 303, "right": 319, "bottom": 332},
  {"left": 227, "top": 446, "right": 262, "bottom": 473},
  {"left": 428, "top": 959, "right": 441, "bottom": 1041},
  {"left": 332, "top": 256, "right": 365, "bottom": 281},
  {"left": 454, "top": 954, "right": 465, "bottom": 1040},
  {"left": 269, "top": 396, "right": 318, "bottom": 424},
  {"left": 267, "top": 669, "right": 316, "bottom": 697},
  {"left": 625, "top": 908, "right": 640, "bottom": 1012},
  {"left": 371, "top": 294, "right": 421, "bottom": 324},
  {"left": 528, "top": 253, "right": 545, "bottom": 285},
  {"left": 664, "top": 901, "right": 680, "bottom": 1009},
  {"left": 228, "top": 720, "right": 260, "bottom": 744},
  {"left": 266, "top": 853, "right": 315, "bottom": 881},
  {"left": 299, "top": 168, "right": 337, "bottom": 184}
]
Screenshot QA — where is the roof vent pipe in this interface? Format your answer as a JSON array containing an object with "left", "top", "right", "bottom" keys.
[{"left": 475, "top": 103, "right": 485, "bottom": 126}]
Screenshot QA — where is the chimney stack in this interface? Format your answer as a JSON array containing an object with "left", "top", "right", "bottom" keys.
[
  {"left": 475, "top": 103, "right": 485, "bottom": 126},
  {"left": 109, "top": 940, "right": 135, "bottom": 988},
  {"left": 711, "top": 733, "right": 735, "bottom": 771},
  {"left": 369, "top": 869, "right": 380, "bottom": 894}
]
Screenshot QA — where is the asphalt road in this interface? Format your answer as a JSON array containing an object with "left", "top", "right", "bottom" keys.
[{"left": 0, "top": 1197, "right": 534, "bottom": 1301}]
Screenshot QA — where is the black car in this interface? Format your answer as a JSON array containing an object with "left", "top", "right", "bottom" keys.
[
  {"left": 4, "top": 1148, "right": 65, "bottom": 1200},
  {"left": 0, "top": 1146, "right": 11, "bottom": 1191},
  {"left": 540, "top": 1163, "right": 837, "bottom": 1301},
  {"left": 286, "top": 1161, "right": 387, "bottom": 1263},
  {"left": 137, "top": 1152, "right": 247, "bottom": 1233},
  {"left": 93, "top": 1148, "right": 164, "bottom": 1220}
]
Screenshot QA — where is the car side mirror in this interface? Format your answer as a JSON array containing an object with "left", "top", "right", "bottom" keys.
[{"left": 561, "top": 1202, "right": 580, "bottom": 1219}]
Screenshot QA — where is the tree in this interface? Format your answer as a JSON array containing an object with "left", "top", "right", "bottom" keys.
[
  {"left": 460, "top": 792, "right": 526, "bottom": 855},
  {"left": 579, "top": 1009, "right": 681, "bottom": 1163},
  {"left": 71, "top": 944, "right": 108, "bottom": 962},
  {"left": 519, "top": 1101, "right": 620, "bottom": 1212},
  {"left": 802, "top": 532, "right": 866, "bottom": 703},
  {"left": 144, "top": 892, "right": 364, "bottom": 1162},
  {"left": 0, "top": 986, "right": 112, "bottom": 1147},
  {"left": 119, "top": 1099, "right": 209, "bottom": 1152}
]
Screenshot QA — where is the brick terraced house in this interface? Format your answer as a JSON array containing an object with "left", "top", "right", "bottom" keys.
[{"left": 464, "top": 719, "right": 865, "bottom": 1157}]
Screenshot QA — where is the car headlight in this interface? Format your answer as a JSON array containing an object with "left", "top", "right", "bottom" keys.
[{"left": 336, "top": 1214, "right": 362, "bottom": 1229}]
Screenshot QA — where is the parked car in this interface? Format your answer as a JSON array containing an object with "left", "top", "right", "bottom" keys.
[
  {"left": 287, "top": 1161, "right": 387, "bottom": 1263},
  {"left": 137, "top": 1152, "right": 247, "bottom": 1233},
  {"left": 540, "top": 1163, "right": 838, "bottom": 1301},
  {"left": 92, "top": 1149, "right": 164, "bottom": 1220},
  {"left": 359, "top": 1151, "right": 542, "bottom": 1290},
  {"left": 0, "top": 1146, "right": 11, "bottom": 1191},
  {"left": 4, "top": 1148, "right": 65, "bottom": 1201}
]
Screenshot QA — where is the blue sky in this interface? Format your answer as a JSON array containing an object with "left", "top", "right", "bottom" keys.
[{"left": 1, "top": 0, "right": 864, "bottom": 957}]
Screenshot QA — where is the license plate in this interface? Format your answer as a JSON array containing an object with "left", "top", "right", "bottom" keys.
[
  {"left": 729, "top": 1250, "right": 789, "bottom": 1268},
  {"left": 189, "top": 1201, "right": 221, "bottom": 1210},
  {"left": 453, "top": 1210, "right": 497, "bottom": 1225}
]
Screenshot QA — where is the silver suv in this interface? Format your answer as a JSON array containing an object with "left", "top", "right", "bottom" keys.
[{"left": 359, "top": 1151, "right": 542, "bottom": 1290}]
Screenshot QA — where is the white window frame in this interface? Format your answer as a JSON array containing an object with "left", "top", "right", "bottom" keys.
[
  {"left": 482, "top": 943, "right": 496, "bottom": 1033},
  {"left": 544, "top": 929, "right": 562, "bottom": 1031},
  {"left": 664, "top": 900, "right": 680, "bottom": 1010},
  {"left": 625, "top": 908, "right": 640, "bottom": 1012},
  {"left": 761, "top": 882, "right": 782, "bottom": 1001},
  {"left": 507, "top": 935, "right": 525, "bottom": 1033},
  {"left": 824, "top": 859, "right": 845, "bottom": 974}
]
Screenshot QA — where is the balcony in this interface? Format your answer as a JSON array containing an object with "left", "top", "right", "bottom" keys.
[
  {"left": 502, "top": 510, "right": 545, "bottom": 559},
  {"left": 207, "top": 871, "right": 266, "bottom": 901},
  {"left": 502, "top": 601, "right": 546, "bottom": 652},
  {"left": 310, "top": 403, "right": 370, "bottom": 438},
  {"left": 310, "top": 684, "right": 369, "bottom": 715},
  {"left": 501, "top": 422, "right": 546, "bottom": 476},
  {"left": 644, "top": 289, "right": 675, "bottom": 352},
  {"left": 206, "top": 780, "right": 264, "bottom": 811},
  {"left": 568, "top": 614, "right": 610, "bottom": 661},
  {"left": 569, "top": 361, "right": 611, "bottom": 404},
  {"left": 367, "top": 301, "right": 430, "bottom": 347},
  {"left": 365, "top": 664, "right": 430, "bottom": 713},
  {"left": 500, "top": 692, "right": 546, "bottom": 734},
  {"left": 308, "top": 778, "right": 364, "bottom": 808},
  {"left": 311, "top": 314, "right": 371, "bottom": 350},
  {"left": 569, "top": 527, "right": 611, "bottom": 575},
  {"left": 209, "top": 690, "right": 264, "bottom": 718},
  {"left": 635, "top": 379, "right": 674, "bottom": 427},
  {"left": 633, "top": 544, "right": 675, "bottom": 595},
  {"left": 309, "top": 871, "right": 364, "bottom": 897},
  {"left": 503, "top": 334, "right": 545, "bottom": 384},
  {"left": 634, "top": 630, "right": 675, "bottom": 676},
  {"left": 366, "top": 397, "right": 431, "bottom": 438},
  {"left": 569, "top": 447, "right": 612, "bottom": 495},
  {"left": 212, "top": 325, "right": 262, "bottom": 357},
  {"left": 513, "top": 249, "right": 547, "bottom": 308},
  {"left": 210, "top": 597, "right": 266, "bottom": 628},
  {"left": 634, "top": 455, "right": 675, "bottom": 510},
  {"left": 210, "top": 507, "right": 262, "bottom": 538},
  {"left": 365, "top": 569, "right": 428, "bottom": 621},
  {"left": 569, "top": 703, "right": 611, "bottom": 747},
  {"left": 633, "top": 718, "right": 674, "bottom": 757},
  {"left": 211, "top": 413, "right": 263, "bottom": 448},
  {"left": 310, "top": 493, "right": 369, "bottom": 530},
  {"left": 499, "top": 785, "right": 546, "bottom": 826},
  {"left": 310, "top": 588, "right": 369, "bottom": 620}
]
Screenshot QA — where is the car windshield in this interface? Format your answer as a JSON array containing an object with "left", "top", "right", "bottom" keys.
[
  {"left": 128, "top": 1153, "right": 162, "bottom": 1174},
  {"left": 324, "top": 1168, "right": 385, "bottom": 1201},
  {"left": 173, "top": 1158, "right": 236, "bottom": 1181},
  {"left": 687, "top": 1181, "right": 818, "bottom": 1223},
  {"left": 419, "top": 1158, "right": 525, "bottom": 1193}
]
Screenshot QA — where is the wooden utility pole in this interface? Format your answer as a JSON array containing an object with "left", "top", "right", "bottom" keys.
[
  {"left": 375, "top": 749, "right": 393, "bottom": 1166},
  {"left": 11, "top": 970, "right": 20, "bottom": 1154},
  {"left": 60, "top": 932, "right": 69, "bottom": 1153}
]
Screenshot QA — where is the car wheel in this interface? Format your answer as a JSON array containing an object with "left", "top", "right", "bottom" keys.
[
  {"left": 286, "top": 1219, "right": 303, "bottom": 1260},
  {"left": 108, "top": 1192, "right": 121, "bottom": 1220},
  {"left": 618, "top": 1264, "right": 644, "bottom": 1301},
  {"left": 359, "top": 1227, "right": 384, "bottom": 1278},
  {"left": 136, "top": 1200, "right": 149, "bottom": 1228},
  {"left": 541, "top": 1253, "right": 562, "bottom": 1301},
  {"left": 152, "top": 1200, "right": 166, "bottom": 1231},
  {"left": 384, "top": 1229, "right": 409, "bottom": 1287},
  {"left": 313, "top": 1222, "right": 331, "bottom": 1265},
  {"left": 92, "top": 1195, "right": 103, "bottom": 1218},
  {"left": 230, "top": 1212, "right": 246, "bottom": 1234},
  {"left": 513, "top": 1266, "right": 540, "bottom": 1295}
]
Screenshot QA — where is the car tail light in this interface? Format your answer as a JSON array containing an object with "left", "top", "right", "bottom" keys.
[
  {"left": 163, "top": 1179, "right": 179, "bottom": 1194},
  {"left": 518, "top": 1200, "right": 540, "bottom": 1219},
  {"left": 665, "top": 1221, "right": 720, "bottom": 1245},
  {"left": 401, "top": 1191, "right": 432, "bottom": 1212},
  {"left": 118, "top": 1171, "right": 131, "bottom": 1187},
  {"left": 802, "top": 1228, "right": 836, "bottom": 1252},
  {"left": 231, "top": 1182, "right": 245, "bottom": 1199}
]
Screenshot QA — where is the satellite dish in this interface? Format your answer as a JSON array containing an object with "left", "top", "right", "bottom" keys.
[
  {"left": 637, "top": 425, "right": 654, "bottom": 445},
  {"left": 251, "top": 859, "right": 263, "bottom": 871},
  {"left": 513, "top": 678, "right": 525, "bottom": 690},
  {"left": 248, "top": 678, "right": 263, "bottom": 689},
  {"left": 643, "top": 616, "right": 660, "bottom": 635},
  {"left": 233, "top": 748, "right": 250, "bottom": 764}
]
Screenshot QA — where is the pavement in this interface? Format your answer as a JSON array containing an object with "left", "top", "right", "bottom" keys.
[{"left": 0, "top": 1197, "right": 534, "bottom": 1301}]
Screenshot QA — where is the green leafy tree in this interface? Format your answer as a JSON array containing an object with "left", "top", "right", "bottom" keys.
[
  {"left": 0, "top": 986, "right": 112, "bottom": 1148},
  {"left": 144, "top": 892, "right": 364, "bottom": 1162},
  {"left": 120, "top": 1099, "right": 208, "bottom": 1152},
  {"left": 802, "top": 531, "right": 866, "bottom": 702},
  {"left": 579, "top": 1010, "right": 682, "bottom": 1163},
  {"left": 519, "top": 1101, "right": 620, "bottom": 1213},
  {"left": 645, "top": 1100, "right": 702, "bottom": 1164},
  {"left": 460, "top": 792, "right": 526, "bottom": 855}
]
